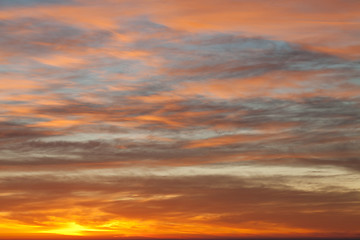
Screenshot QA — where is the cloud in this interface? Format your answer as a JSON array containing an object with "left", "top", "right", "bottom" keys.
[
  {"left": 1, "top": 96, "right": 359, "bottom": 172},
  {"left": 0, "top": 17, "right": 112, "bottom": 59},
  {"left": 0, "top": 173, "right": 359, "bottom": 237},
  {"left": 0, "top": 0, "right": 76, "bottom": 8},
  {"left": 0, "top": 1, "right": 359, "bottom": 238}
]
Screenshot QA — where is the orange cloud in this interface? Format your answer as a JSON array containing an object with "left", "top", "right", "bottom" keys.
[
  {"left": 177, "top": 69, "right": 360, "bottom": 100},
  {"left": 184, "top": 134, "right": 269, "bottom": 149}
]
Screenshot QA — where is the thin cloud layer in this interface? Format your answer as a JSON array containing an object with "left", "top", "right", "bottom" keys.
[{"left": 0, "top": 0, "right": 359, "bottom": 239}]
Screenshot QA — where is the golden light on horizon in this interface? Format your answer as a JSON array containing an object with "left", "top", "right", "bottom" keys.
[{"left": 40, "top": 222, "right": 97, "bottom": 236}]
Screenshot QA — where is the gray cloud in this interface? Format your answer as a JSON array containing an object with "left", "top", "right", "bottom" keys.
[
  {"left": 0, "top": 0, "right": 76, "bottom": 8},
  {"left": 0, "top": 17, "right": 112, "bottom": 58}
]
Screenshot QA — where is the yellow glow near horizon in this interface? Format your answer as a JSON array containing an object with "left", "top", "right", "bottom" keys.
[
  {"left": 40, "top": 222, "right": 106, "bottom": 236},
  {"left": 0, "top": 214, "right": 323, "bottom": 239}
]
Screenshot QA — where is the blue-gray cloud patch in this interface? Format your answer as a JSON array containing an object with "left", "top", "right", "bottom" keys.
[{"left": 0, "top": 0, "right": 76, "bottom": 8}]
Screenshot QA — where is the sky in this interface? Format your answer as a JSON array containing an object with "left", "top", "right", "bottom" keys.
[{"left": 0, "top": 0, "right": 360, "bottom": 239}]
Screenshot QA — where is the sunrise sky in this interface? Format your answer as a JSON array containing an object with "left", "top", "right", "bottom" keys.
[{"left": 0, "top": 0, "right": 360, "bottom": 239}]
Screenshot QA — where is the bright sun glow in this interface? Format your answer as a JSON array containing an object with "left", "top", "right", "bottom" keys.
[{"left": 40, "top": 222, "right": 103, "bottom": 236}]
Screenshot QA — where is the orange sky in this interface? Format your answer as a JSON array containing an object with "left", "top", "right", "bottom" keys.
[{"left": 0, "top": 0, "right": 360, "bottom": 239}]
